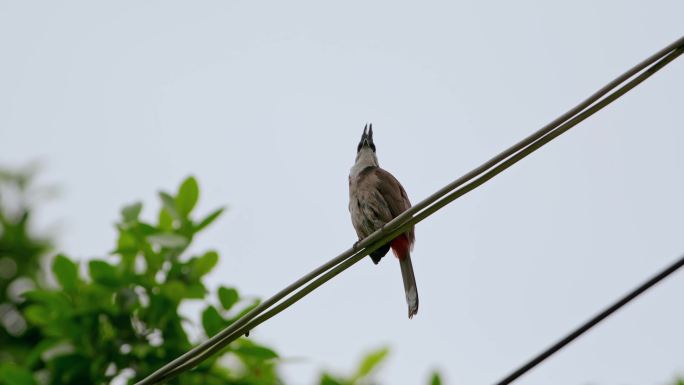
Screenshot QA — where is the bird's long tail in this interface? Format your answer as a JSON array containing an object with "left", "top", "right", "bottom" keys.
[
  {"left": 392, "top": 235, "right": 419, "bottom": 318},
  {"left": 399, "top": 255, "right": 419, "bottom": 318}
]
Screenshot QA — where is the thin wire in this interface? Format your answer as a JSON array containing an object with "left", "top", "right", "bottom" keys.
[
  {"left": 157, "top": 45, "right": 684, "bottom": 383},
  {"left": 411, "top": 47, "right": 684, "bottom": 230},
  {"left": 494, "top": 252, "right": 684, "bottom": 385},
  {"left": 136, "top": 36, "right": 684, "bottom": 385}
]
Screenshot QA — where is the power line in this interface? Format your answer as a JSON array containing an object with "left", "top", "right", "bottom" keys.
[
  {"left": 136, "top": 36, "right": 684, "bottom": 385},
  {"left": 494, "top": 252, "right": 684, "bottom": 385}
]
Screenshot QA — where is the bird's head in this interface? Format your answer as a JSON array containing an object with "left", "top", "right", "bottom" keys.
[
  {"left": 353, "top": 123, "right": 379, "bottom": 170},
  {"left": 357, "top": 123, "right": 376, "bottom": 153}
]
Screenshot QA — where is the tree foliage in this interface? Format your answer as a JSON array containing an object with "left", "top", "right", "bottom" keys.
[
  {"left": 0, "top": 171, "right": 440, "bottom": 385},
  {"left": 0, "top": 167, "right": 51, "bottom": 371},
  {"left": 1, "top": 174, "right": 279, "bottom": 384}
]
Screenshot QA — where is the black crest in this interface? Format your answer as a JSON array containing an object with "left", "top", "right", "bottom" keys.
[{"left": 356, "top": 123, "right": 376, "bottom": 153}]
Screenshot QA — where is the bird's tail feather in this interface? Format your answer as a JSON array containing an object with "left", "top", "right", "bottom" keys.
[{"left": 399, "top": 255, "right": 419, "bottom": 319}]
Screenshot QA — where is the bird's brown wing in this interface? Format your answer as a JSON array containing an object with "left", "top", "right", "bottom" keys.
[{"left": 372, "top": 167, "right": 415, "bottom": 246}]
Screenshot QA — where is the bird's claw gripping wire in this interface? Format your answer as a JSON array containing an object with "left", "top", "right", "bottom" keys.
[{"left": 352, "top": 240, "right": 362, "bottom": 251}]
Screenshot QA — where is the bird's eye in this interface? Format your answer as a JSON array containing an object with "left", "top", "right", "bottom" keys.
[
  {"left": 370, "top": 143, "right": 376, "bottom": 152},
  {"left": 357, "top": 143, "right": 362, "bottom": 152}
]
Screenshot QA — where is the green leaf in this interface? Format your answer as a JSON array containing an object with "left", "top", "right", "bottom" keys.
[
  {"left": 121, "top": 202, "right": 142, "bottom": 223},
  {"left": 319, "top": 374, "right": 344, "bottom": 385},
  {"left": 176, "top": 176, "right": 199, "bottom": 218},
  {"left": 144, "top": 251, "right": 164, "bottom": 273},
  {"left": 158, "top": 207, "right": 174, "bottom": 230},
  {"left": 23, "top": 290, "right": 71, "bottom": 309},
  {"left": 217, "top": 287, "right": 239, "bottom": 310},
  {"left": 161, "top": 280, "right": 186, "bottom": 302},
  {"left": 186, "top": 283, "right": 207, "bottom": 299},
  {"left": 193, "top": 251, "right": 219, "bottom": 277},
  {"left": 429, "top": 372, "right": 442, "bottom": 385},
  {"left": 89, "top": 260, "right": 119, "bottom": 286},
  {"left": 354, "top": 347, "right": 389, "bottom": 380},
  {"left": 23, "top": 305, "right": 50, "bottom": 326},
  {"left": 115, "top": 229, "right": 137, "bottom": 256},
  {"left": 159, "top": 191, "right": 179, "bottom": 220},
  {"left": 0, "top": 363, "right": 38, "bottom": 385},
  {"left": 52, "top": 254, "right": 79, "bottom": 291},
  {"left": 194, "top": 207, "right": 225, "bottom": 232},
  {"left": 147, "top": 233, "right": 188, "bottom": 249},
  {"left": 235, "top": 345, "right": 278, "bottom": 360},
  {"left": 201, "top": 305, "right": 226, "bottom": 337}
]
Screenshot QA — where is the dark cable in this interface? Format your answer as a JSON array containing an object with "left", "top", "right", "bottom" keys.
[{"left": 495, "top": 253, "right": 684, "bottom": 385}]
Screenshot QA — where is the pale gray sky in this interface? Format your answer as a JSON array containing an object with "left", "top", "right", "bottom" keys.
[{"left": 2, "top": 1, "right": 684, "bottom": 384}]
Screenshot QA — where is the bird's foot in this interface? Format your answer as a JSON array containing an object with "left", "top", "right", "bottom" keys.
[{"left": 352, "top": 240, "right": 361, "bottom": 251}]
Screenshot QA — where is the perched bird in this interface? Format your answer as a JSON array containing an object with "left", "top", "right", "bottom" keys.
[{"left": 348, "top": 124, "right": 418, "bottom": 318}]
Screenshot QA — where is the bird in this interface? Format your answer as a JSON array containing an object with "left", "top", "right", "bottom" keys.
[{"left": 348, "top": 123, "right": 419, "bottom": 318}]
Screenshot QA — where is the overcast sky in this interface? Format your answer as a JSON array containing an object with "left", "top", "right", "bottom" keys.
[{"left": 2, "top": 1, "right": 684, "bottom": 384}]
